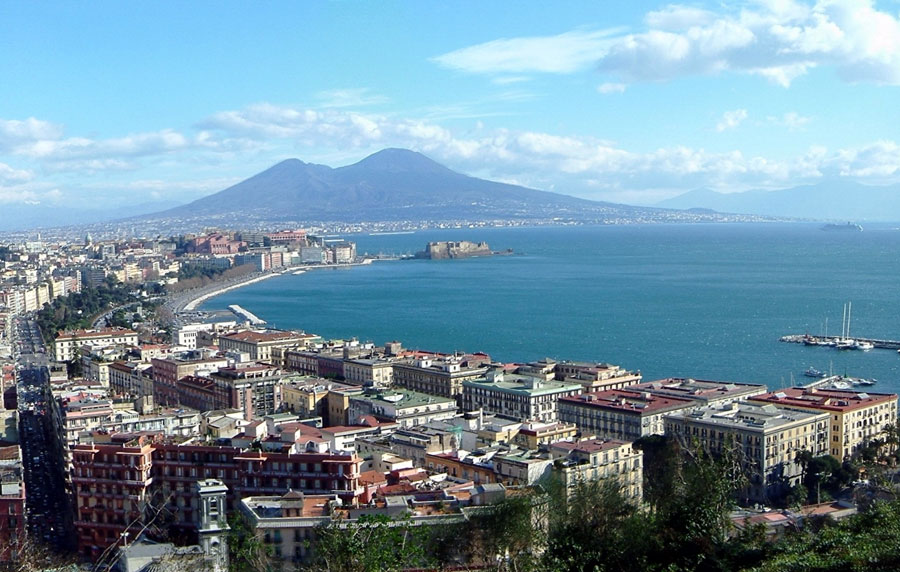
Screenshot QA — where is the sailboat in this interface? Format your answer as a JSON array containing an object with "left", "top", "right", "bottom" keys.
[{"left": 834, "top": 302, "right": 856, "bottom": 349}]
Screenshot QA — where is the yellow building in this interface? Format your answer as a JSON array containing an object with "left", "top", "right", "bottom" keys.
[
  {"left": 549, "top": 439, "right": 643, "bottom": 501},
  {"left": 749, "top": 388, "right": 898, "bottom": 459},
  {"left": 665, "top": 402, "right": 829, "bottom": 503}
]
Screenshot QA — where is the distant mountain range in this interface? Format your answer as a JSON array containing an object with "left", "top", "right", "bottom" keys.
[
  {"left": 142, "top": 148, "right": 667, "bottom": 225},
  {"left": 0, "top": 201, "right": 184, "bottom": 233},
  {"left": 657, "top": 182, "right": 900, "bottom": 221}
]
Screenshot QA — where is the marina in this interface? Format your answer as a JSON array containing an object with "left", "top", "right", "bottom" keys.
[{"left": 780, "top": 334, "right": 900, "bottom": 351}]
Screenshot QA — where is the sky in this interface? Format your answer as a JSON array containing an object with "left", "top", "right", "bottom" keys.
[{"left": 1, "top": 0, "right": 899, "bottom": 213}]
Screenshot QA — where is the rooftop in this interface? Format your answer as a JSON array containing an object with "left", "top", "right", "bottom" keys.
[{"left": 749, "top": 388, "right": 898, "bottom": 412}]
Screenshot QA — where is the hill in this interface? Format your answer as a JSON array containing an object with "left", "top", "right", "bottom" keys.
[
  {"left": 138, "top": 149, "right": 720, "bottom": 226},
  {"left": 657, "top": 182, "right": 900, "bottom": 221}
]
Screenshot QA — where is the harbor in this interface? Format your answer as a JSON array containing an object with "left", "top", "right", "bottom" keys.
[{"left": 780, "top": 334, "right": 900, "bottom": 351}]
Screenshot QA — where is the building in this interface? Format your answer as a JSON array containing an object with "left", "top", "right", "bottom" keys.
[
  {"left": 748, "top": 388, "right": 898, "bottom": 459},
  {"left": 151, "top": 354, "right": 230, "bottom": 407},
  {"left": 71, "top": 434, "right": 156, "bottom": 561},
  {"left": 462, "top": 369, "right": 583, "bottom": 423},
  {"left": 71, "top": 432, "right": 364, "bottom": 562},
  {"left": 238, "top": 486, "right": 493, "bottom": 567},
  {"left": 347, "top": 389, "right": 458, "bottom": 428},
  {"left": 218, "top": 330, "right": 321, "bottom": 364},
  {"left": 280, "top": 377, "right": 357, "bottom": 425},
  {"left": 0, "top": 445, "right": 25, "bottom": 563},
  {"left": 551, "top": 361, "right": 643, "bottom": 391},
  {"left": 512, "top": 420, "right": 579, "bottom": 450},
  {"left": 342, "top": 357, "right": 394, "bottom": 387},
  {"left": 392, "top": 355, "right": 490, "bottom": 402},
  {"left": 209, "top": 363, "right": 285, "bottom": 419},
  {"left": 665, "top": 402, "right": 829, "bottom": 503},
  {"left": 54, "top": 327, "right": 138, "bottom": 362},
  {"left": 633, "top": 378, "right": 768, "bottom": 406},
  {"left": 558, "top": 389, "right": 694, "bottom": 441},
  {"left": 549, "top": 439, "right": 643, "bottom": 500}
]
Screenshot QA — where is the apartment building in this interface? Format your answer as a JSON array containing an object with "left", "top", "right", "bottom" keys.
[
  {"left": 392, "top": 355, "right": 490, "bottom": 401},
  {"left": 558, "top": 389, "right": 694, "bottom": 441},
  {"left": 342, "top": 357, "right": 394, "bottom": 387},
  {"left": 347, "top": 389, "right": 458, "bottom": 428},
  {"left": 549, "top": 439, "right": 643, "bottom": 500},
  {"left": 749, "top": 388, "right": 898, "bottom": 459},
  {"left": 665, "top": 402, "right": 829, "bottom": 503},
  {"left": 217, "top": 330, "right": 320, "bottom": 364},
  {"left": 0, "top": 446, "right": 25, "bottom": 563},
  {"left": 461, "top": 370, "right": 582, "bottom": 423},
  {"left": 552, "top": 361, "right": 643, "bottom": 391},
  {"left": 54, "top": 327, "right": 138, "bottom": 362},
  {"left": 71, "top": 432, "right": 364, "bottom": 562},
  {"left": 151, "top": 355, "right": 229, "bottom": 407},
  {"left": 634, "top": 378, "right": 768, "bottom": 406}
]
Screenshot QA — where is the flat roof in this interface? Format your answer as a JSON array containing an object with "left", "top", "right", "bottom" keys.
[
  {"left": 560, "top": 389, "right": 694, "bottom": 415},
  {"left": 749, "top": 388, "right": 898, "bottom": 412}
]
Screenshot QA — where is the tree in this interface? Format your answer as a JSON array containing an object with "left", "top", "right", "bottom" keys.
[
  {"left": 228, "top": 512, "right": 274, "bottom": 572},
  {"left": 542, "top": 477, "right": 651, "bottom": 572},
  {"left": 304, "top": 513, "right": 434, "bottom": 572}
]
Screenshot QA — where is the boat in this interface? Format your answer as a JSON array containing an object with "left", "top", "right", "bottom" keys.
[
  {"left": 822, "top": 222, "right": 863, "bottom": 231},
  {"left": 855, "top": 340, "right": 874, "bottom": 351},
  {"left": 803, "top": 367, "right": 826, "bottom": 378},
  {"left": 834, "top": 339, "right": 857, "bottom": 350},
  {"left": 831, "top": 380, "right": 853, "bottom": 390}
]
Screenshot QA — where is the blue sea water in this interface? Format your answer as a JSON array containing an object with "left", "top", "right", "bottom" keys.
[{"left": 201, "top": 223, "right": 900, "bottom": 393}]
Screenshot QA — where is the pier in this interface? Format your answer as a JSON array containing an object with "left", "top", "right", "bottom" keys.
[
  {"left": 780, "top": 334, "right": 900, "bottom": 351},
  {"left": 228, "top": 304, "right": 266, "bottom": 326}
]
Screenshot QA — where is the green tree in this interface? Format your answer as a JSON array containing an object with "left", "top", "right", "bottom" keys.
[
  {"left": 228, "top": 512, "right": 274, "bottom": 572},
  {"left": 305, "top": 513, "right": 433, "bottom": 572}
]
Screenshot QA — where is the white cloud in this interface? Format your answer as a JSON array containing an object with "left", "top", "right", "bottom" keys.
[
  {"left": 0, "top": 162, "right": 33, "bottom": 184},
  {"left": 195, "top": 103, "right": 900, "bottom": 199},
  {"left": 597, "top": 82, "right": 627, "bottom": 94},
  {"left": 3, "top": 104, "right": 899, "bottom": 209},
  {"left": 432, "top": 29, "right": 621, "bottom": 74},
  {"left": 315, "top": 88, "right": 389, "bottom": 108},
  {"left": 716, "top": 109, "right": 748, "bottom": 132},
  {"left": 0, "top": 117, "right": 63, "bottom": 152},
  {"left": 434, "top": 1, "right": 900, "bottom": 86}
]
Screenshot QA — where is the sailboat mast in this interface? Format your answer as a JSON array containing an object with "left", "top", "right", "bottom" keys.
[
  {"left": 848, "top": 301, "right": 852, "bottom": 340},
  {"left": 841, "top": 303, "right": 847, "bottom": 340}
]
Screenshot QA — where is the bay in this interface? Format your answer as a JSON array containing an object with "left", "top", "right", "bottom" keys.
[{"left": 201, "top": 223, "right": 900, "bottom": 394}]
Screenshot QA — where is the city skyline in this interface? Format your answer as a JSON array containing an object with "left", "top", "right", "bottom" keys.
[{"left": 1, "top": 0, "right": 899, "bottom": 216}]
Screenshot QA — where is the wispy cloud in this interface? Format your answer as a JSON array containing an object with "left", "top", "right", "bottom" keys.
[
  {"left": 716, "top": 109, "right": 748, "bottom": 132},
  {"left": 432, "top": 29, "right": 621, "bottom": 74},
  {"left": 434, "top": 1, "right": 900, "bottom": 87},
  {"left": 3, "top": 103, "right": 900, "bottom": 207},
  {"left": 597, "top": 82, "right": 627, "bottom": 94},
  {"left": 769, "top": 111, "right": 812, "bottom": 131},
  {"left": 315, "top": 88, "right": 389, "bottom": 108}
]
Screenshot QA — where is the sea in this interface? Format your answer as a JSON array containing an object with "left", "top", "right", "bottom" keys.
[{"left": 200, "top": 222, "right": 900, "bottom": 394}]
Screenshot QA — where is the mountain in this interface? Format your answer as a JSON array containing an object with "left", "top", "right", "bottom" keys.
[
  {"left": 657, "top": 182, "right": 900, "bottom": 221},
  {"left": 140, "top": 148, "right": 719, "bottom": 227},
  {"left": 0, "top": 200, "right": 185, "bottom": 232}
]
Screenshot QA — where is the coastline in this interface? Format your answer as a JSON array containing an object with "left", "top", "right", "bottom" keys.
[
  {"left": 182, "top": 272, "right": 281, "bottom": 312},
  {"left": 166, "top": 258, "right": 384, "bottom": 319}
]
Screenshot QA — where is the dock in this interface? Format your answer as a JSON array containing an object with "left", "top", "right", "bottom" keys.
[
  {"left": 228, "top": 304, "right": 266, "bottom": 326},
  {"left": 780, "top": 334, "right": 900, "bottom": 350}
]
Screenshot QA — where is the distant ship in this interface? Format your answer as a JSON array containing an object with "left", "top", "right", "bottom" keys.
[{"left": 822, "top": 222, "right": 863, "bottom": 231}]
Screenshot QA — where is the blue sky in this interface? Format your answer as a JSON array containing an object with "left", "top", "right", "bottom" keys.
[{"left": 1, "top": 0, "right": 898, "bottom": 212}]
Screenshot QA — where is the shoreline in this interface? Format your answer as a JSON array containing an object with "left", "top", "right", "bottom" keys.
[
  {"left": 170, "top": 258, "right": 385, "bottom": 318},
  {"left": 182, "top": 272, "right": 281, "bottom": 312}
]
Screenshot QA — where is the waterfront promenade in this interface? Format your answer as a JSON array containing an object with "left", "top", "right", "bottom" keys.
[{"left": 161, "top": 258, "right": 380, "bottom": 326}]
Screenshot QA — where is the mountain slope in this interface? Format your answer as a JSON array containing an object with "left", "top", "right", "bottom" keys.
[
  {"left": 147, "top": 148, "right": 651, "bottom": 223},
  {"left": 658, "top": 182, "right": 900, "bottom": 221}
]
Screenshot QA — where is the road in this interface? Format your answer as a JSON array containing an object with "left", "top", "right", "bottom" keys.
[{"left": 13, "top": 316, "right": 76, "bottom": 554}]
